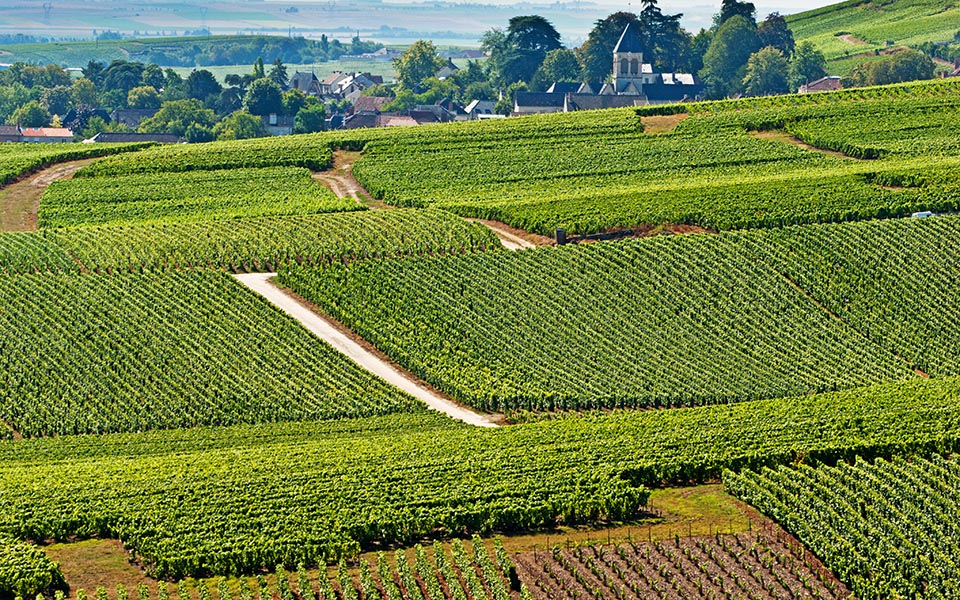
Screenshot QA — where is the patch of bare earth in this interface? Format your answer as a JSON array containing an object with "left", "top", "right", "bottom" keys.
[
  {"left": 515, "top": 524, "right": 851, "bottom": 600},
  {"left": 836, "top": 33, "right": 868, "bottom": 45},
  {"left": 312, "top": 150, "right": 392, "bottom": 209},
  {"left": 750, "top": 130, "right": 865, "bottom": 160},
  {"left": 44, "top": 539, "right": 156, "bottom": 597},
  {"left": 641, "top": 113, "right": 688, "bottom": 134},
  {"left": 466, "top": 218, "right": 551, "bottom": 249},
  {"left": 0, "top": 158, "right": 96, "bottom": 231}
]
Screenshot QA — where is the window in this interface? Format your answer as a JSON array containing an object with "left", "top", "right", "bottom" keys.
[
  {"left": 630, "top": 59, "right": 639, "bottom": 75},
  {"left": 620, "top": 58, "right": 629, "bottom": 75}
]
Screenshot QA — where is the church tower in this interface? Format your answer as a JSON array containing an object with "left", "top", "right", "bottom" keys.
[{"left": 612, "top": 22, "right": 645, "bottom": 95}]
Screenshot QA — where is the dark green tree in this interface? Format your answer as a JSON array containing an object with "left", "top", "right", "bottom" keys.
[
  {"left": 742, "top": 46, "right": 790, "bottom": 96},
  {"left": 700, "top": 15, "right": 761, "bottom": 98},
  {"left": 7, "top": 100, "right": 51, "bottom": 127},
  {"left": 501, "top": 15, "right": 563, "bottom": 84},
  {"left": 392, "top": 40, "right": 445, "bottom": 90},
  {"left": 186, "top": 70, "right": 222, "bottom": 103},
  {"left": 294, "top": 104, "right": 327, "bottom": 134},
  {"left": 789, "top": 41, "right": 827, "bottom": 89},
  {"left": 531, "top": 48, "right": 582, "bottom": 91},
  {"left": 242, "top": 78, "right": 283, "bottom": 116},
  {"left": 757, "top": 13, "right": 795, "bottom": 56},
  {"left": 716, "top": 0, "right": 756, "bottom": 26},
  {"left": 269, "top": 59, "right": 289, "bottom": 88}
]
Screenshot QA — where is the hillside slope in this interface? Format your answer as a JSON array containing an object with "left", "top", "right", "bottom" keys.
[{"left": 789, "top": 0, "right": 959, "bottom": 72}]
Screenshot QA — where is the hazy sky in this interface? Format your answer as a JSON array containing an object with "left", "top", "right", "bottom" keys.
[{"left": 605, "top": 1, "right": 837, "bottom": 29}]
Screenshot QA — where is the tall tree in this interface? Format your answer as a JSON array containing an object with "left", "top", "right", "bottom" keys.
[
  {"left": 139, "top": 99, "right": 216, "bottom": 137},
  {"left": 789, "top": 41, "right": 827, "bottom": 89},
  {"left": 127, "top": 86, "right": 161, "bottom": 109},
  {"left": 716, "top": 0, "right": 756, "bottom": 27},
  {"left": 242, "top": 78, "right": 283, "bottom": 116},
  {"left": 500, "top": 15, "right": 563, "bottom": 84},
  {"left": 742, "top": 46, "right": 790, "bottom": 96},
  {"left": 531, "top": 48, "right": 582, "bottom": 90},
  {"left": 7, "top": 101, "right": 51, "bottom": 127},
  {"left": 186, "top": 70, "right": 222, "bottom": 103},
  {"left": 392, "top": 40, "right": 445, "bottom": 90},
  {"left": 580, "top": 12, "right": 639, "bottom": 83},
  {"left": 269, "top": 59, "right": 289, "bottom": 88},
  {"left": 757, "top": 13, "right": 795, "bottom": 56},
  {"left": 700, "top": 15, "right": 761, "bottom": 98}
]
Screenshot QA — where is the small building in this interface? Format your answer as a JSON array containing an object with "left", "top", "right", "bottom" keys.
[
  {"left": 320, "top": 71, "right": 348, "bottom": 96},
  {"left": 464, "top": 99, "right": 497, "bottom": 119},
  {"left": 352, "top": 96, "right": 390, "bottom": 115},
  {"left": 513, "top": 92, "right": 566, "bottom": 114},
  {"left": 799, "top": 76, "right": 843, "bottom": 94},
  {"left": 264, "top": 113, "right": 295, "bottom": 136},
  {"left": 0, "top": 125, "right": 21, "bottom": 143},
  {"left": 111, "top": 108, "right": 160, "bottom": 129},
  {"left": 18, "top": 127, "right": 73, "bottom": 143},
  {"left": 289, "top": 71, "right": 322, "bottom": 96},
  {"left": 436, "top": 59, "right": 460, "bottom": 81}
]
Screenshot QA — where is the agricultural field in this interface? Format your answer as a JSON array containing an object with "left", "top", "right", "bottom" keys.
[
  {"left": 279, "top": 230, "right": 922, "bottom": 412},
  {"left": 0, "top": 270, "right": 422, "bottom": 438},
  {"left": 352, "top": 79, "right": 960, "bottom": 235},
  {"left": 4, "top": 375, "right": 960, "bottom": 586},
  {"left": 39, "top": 167, "right": 358, "bottom": 227},
  {"left": 0, "top": 143, "right": 150, "bottom": 186},
  {"left": 513, "top": 530, "right": 851, "bottom": 599},
  {"left": 726, "top": 454, "right": 960, "bottom": 599},
  {"left": 787, "top": 0, "right": 960, "bottom": 66}
]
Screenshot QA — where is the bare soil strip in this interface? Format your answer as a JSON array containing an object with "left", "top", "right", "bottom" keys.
[
  {"left": 837, "top": 33, "right": 868, "bottom": 45},
  {"left": 749, "top": 130, "right": 864, "bottom": 160},
  {"left": 641, "top": 113, "right": 688, "bottom": 134},
  {"left": 312, "top": 150, "right": 394, "bottom": 209},
  {"left": 466, "top": 218, "right": 546, "bottom": 250},
  {"left": 0, "top": 158, "right": 96, "bottom": 231},
  {"left": 235, "top": 272, "right": 499, "bottom": 428}
]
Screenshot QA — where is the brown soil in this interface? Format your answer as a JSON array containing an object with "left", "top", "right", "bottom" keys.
[
  {"left": 0, "top": 418, "right": 22, "bottom": 440},
  {"left": 0, "top": 158, "right": 96, "bottom": 231},
  {"left": 312, "top": 150, "right": 392, "bottom": 209},
  {"left": 44, "top": 539, "right": 156, "bottom": 597},
  {"left": 837, "top": 33, "right": 868, "bottom": 45},
  {"left": 515, "top": 523, "right": 852, "bottom": 600},
  {"left": 466, "top": 218, "right": 552, "bottom": 249},
  {"left": 641, "top": 113, "right": 688, "bottom": 134},
  {"left": 750, "top": 130, "right": 865, "bottom": 160}
]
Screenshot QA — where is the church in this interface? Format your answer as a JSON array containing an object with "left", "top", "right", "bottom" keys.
[{"left": 514, "top": 22, "right": 703, "bottom": 114}]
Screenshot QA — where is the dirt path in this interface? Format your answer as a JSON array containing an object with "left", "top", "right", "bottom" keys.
[
  {"left": 466, "top": 218, "right": 546, "bottom": 250},
  {"left": 749, "top": 130, "right": 865, "bottom": 160},
  {"left": 235, "top": 273, "right": 499, "bottom": 428},
  {"left": 0, "top": 158, "right": 96, "bottom": 231},
  {"left": 312, "top": 150, "right": 394, "bottom": 209},
  {"left": 836, "top": 33, "right": 868, "bottom": 45}
]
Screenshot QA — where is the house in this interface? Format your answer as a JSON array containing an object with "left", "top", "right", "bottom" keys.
[
  {"left": 546, "top": 82, "right": 581, "bottom": 95},
  {"left": 264, "top": 113, "right": 295, "bottom": 136},
  {"left": 514, "top": 92, "right": 566, "bottom": 114},
  {"left": 409, "top": 105, "right": 457, "bottom": 124},
  {"left": 0, "top": 125, "right": 20, "bottom": 143},
  {"left": 436, "top": 59, "right": 460, "bottom": 81},
  {"left": 111, "top": 108, "right": 160, "bottom": 129},
  {"left": 84, "top": 132, "right": 180, "bottom": 144},
  {"left": 320, "top": 72, "right": 349, "bottom": 96},
  {"left": 352, "top": 96, "right": 390, "bottom": 114},
  {"left": 289, "top": 71, "right": 322, "bottom": 96},
  {"left": 799, "top": 76, "right": 842, "bottom": 94},
  {"left": 464, "top": 99, "right": 497, "bottom": 119},
  {"left": 18, "top": 127, "right": 73, "bottom": 143}
]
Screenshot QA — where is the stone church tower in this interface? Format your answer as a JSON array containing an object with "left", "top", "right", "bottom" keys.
[{"left": 612, "top": 22, "right": 646, "bottom": 95}]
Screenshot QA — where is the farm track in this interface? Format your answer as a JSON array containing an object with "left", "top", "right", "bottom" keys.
[
  {"left": 234, "top": 272, "right": 500, "bottom": 428},
  {"left": 312, "top": 150, "right": 394, "bottom": 209},
  {"left": 749, "top": 130, "right": 866, "bottom": 161},
  {"left": 0, "top": 158, "right": 96, "bottom": 231}
]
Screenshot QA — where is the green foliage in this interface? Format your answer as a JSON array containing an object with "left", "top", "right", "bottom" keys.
[
  {"left": 847, "top": 48, "right": 936, "bottom": 87},
  {"left": 0, "top": 535, "right": 64, "bottom": 598},
  {"left": 6, "top": 101, "right": 51, "bottom": 128},
  {"left": 280, "top": 234, "right": 912, "bottom": 412},
  {"left": 726, "top": 454, "right": 960, "bottom": 599},
  {"left": 127, "top": 86, "right": 161, "bottom": 109},
  {"left": 47, "top": 208, "right": 496, "bottom": 273},
  {"left": 213, "top": 111, "right": 265, "bottom": 141},
  {"left": 0, "top": 142, "right": 151, "bottom": 186},
  {"left": 78, "top": 134, "right": 334, "bottom": 176},
  {"left": 789, "top": 40, "right": 827, "bottom": 89},
  {"left": 4, "top": 375, "right": 960, "bottom": 577},
  {"left": 294, "top": 105, "right": 326, "bottom": 134},
  {"left": 392, "top": 40, "right": 446, "bottom": 90},
  {"left": 742, "top": 46, "right": 790, "bottom": 96},
  {"left": 139, "top": 99, "right": 217, "bottom": 137},
  {"left": 242, "top": 78, "right": 283, "bottom": 116},
  {"left": 40, "top": 166, "right": 354, "bottom": 228},
  {"left": 701, "top": 15, "right": 761, "bottom": 98},
  {"left": 530, "top": 48, "right": 581, "bottom": 91},
  {"left": 0, "top": 270, "right": 423, "bottom": 438},
  {"left": 0, "top": 231, "right": 78, "bottom": 275}
]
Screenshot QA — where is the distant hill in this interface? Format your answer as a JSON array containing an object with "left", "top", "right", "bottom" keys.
[{"left": 789, "top": 0, "right": 960, "bottom": 74}]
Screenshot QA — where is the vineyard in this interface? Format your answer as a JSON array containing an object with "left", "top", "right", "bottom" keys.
[
  {"left": 0, "top": 142, "right": 151, "bottom": 186},
  {"left": 39, "top": 167, "right": 358, "bottom": 228},
  {"left": 0, "top": 270, "right": 422, "bottom": 438},
  {"left": 349, "top": 80, "right": 960, "bottom": 235},
  {"left": 4, "top": 375, "right": 960, "bottom": 582},
  {"left": 726, "top": 454, "right": 960, "bottom": 599},
  {"left": 513, "top": 529, "right": 850, "bottom": 599},
  {"left": 279, "top": 234, "right": 913, "bottom": 412},
  {"left": 0, "top": 210, "right": 498, "bottom": 274}
]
